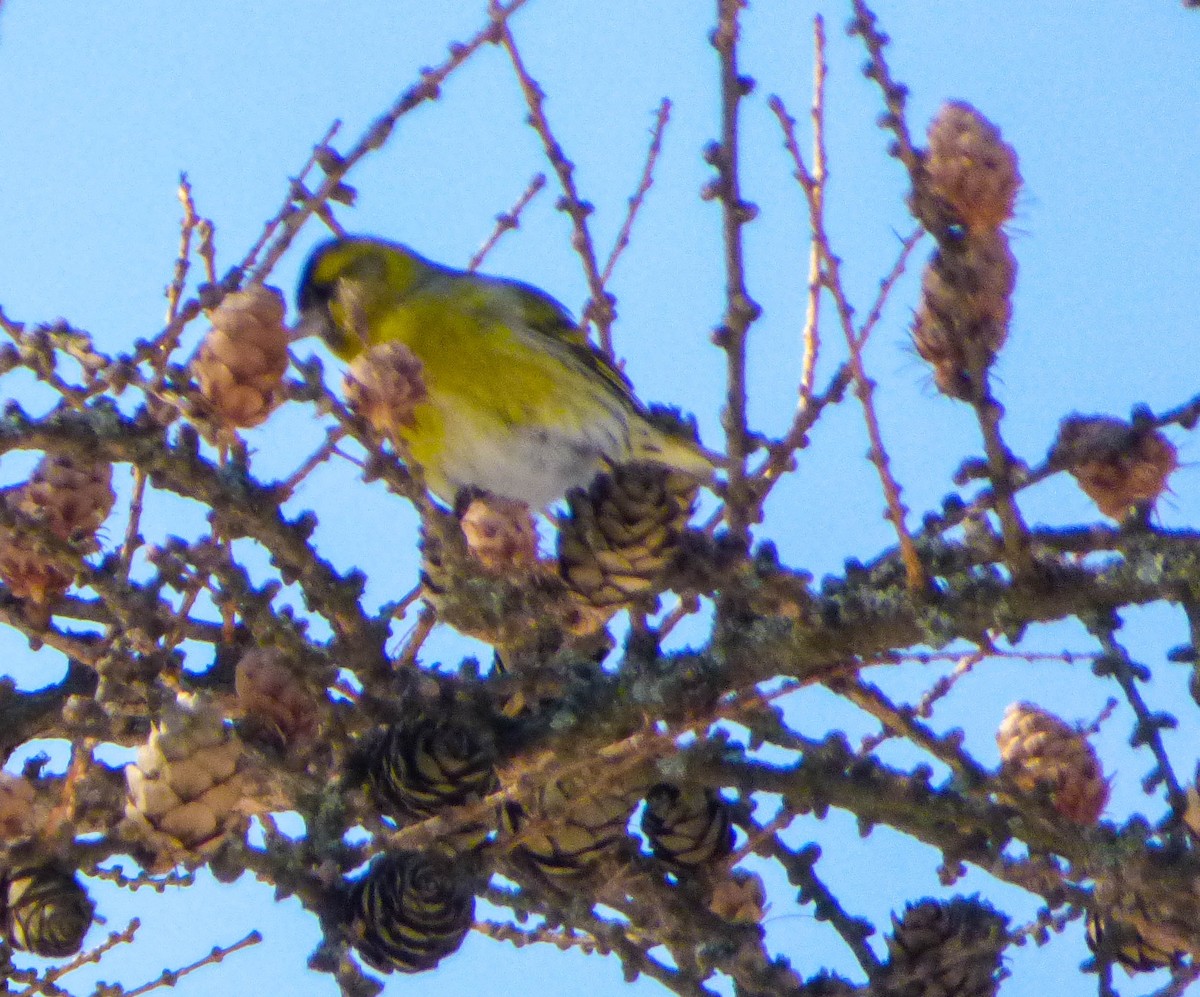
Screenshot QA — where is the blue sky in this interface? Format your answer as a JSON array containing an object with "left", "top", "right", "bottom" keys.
[{"left": 1, "top": 1, "right": 1199, "bottom": 994}]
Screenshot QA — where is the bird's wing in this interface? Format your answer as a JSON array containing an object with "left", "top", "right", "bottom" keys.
[{"left": 499, "top": 277, "right": 640, "bottom": 408}]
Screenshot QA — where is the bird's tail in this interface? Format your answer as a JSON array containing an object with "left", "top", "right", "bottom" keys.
[{"left": 630, "top": 411, "right": 721, "bottom": 481}]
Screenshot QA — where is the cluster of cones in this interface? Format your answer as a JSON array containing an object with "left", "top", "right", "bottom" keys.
[
  {"left": 912, "top": 103, "right": 1176, "bottom": 521},
  {"left": 340, "top": 700, "right": 740, "bottom": 974}
]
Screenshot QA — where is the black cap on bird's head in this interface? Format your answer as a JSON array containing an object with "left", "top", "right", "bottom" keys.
[{"left": 294, "top": 236, "right": 429, "bottom": 360}]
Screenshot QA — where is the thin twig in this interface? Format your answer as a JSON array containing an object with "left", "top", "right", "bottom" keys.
[
  {"left": 146, "top": 178, "right": 212, "bottom": 385},
  {"left": 749, "top": 227, "right": 921, "bottom": 507},
  {"left": 971, "top": 388, "right": 1037, "bottom": 579},
  {"left": 835, "top": 676, "right": 992, "bottom": 786},
  {"left": 166, "top": 175, "right": 199, "bottom": 325},
  {"left": 0, "top": 308, "right": 93, "bottom": 406},
  {"left": 494, "top": 7, "right": 613, "bottom": 353},
  {"left": 649, "top": 595, "right": 702, "bottom": 644},
  {"left": 250, "top": 0, "right": 534, "bottom": 282},
  {"left": 599, "top": 98, "right": 672, "bottom": 287},
  {"left": 1090, "top": 626, "right": 1189, "bottom": 834},
  {"left": 761, "top": 834, "right": 882, "bottom": 976},
  {"left": 239, "top": 119, "right": 342, "bottom": 277},
  {"left": 936, "top": 388, "right": 1200, "bottom": 539},
  {"left": 850, "top": 0, "right": 1034, "bottom": 579},
  {"left": 768, "top": 91, "right": 926, "bottom": 592},
  {"left": 851, "top": 229, "right": 924, "bottom": 352},
  {"left": 273, "top": 426, "right": 349, "bottom": 502},
  {"left": 120, "top": 467, "right": 148, "bottom": 573},
  {"left": 848, "top": 0, "right": 923, "bottom": 180},
  {"left": 910, "top": 649, "right": 986, "bottom": 718},
  {"left": 91, "top": 866, "right": 196, "bottom": 892},
  {"left": 797, "top": 16, "right": 827, "bottom": 407},
  {"left": 393, "top": 604, "right": 437, "bottom": 669},
  {"left": 388, "top": 583, "right": 423, "bottom": 620},
  {"left": 468, "top": 172, "right": 548, "bottom": 272},
  {"left": 120, "top": 930, "right": 262, "bottom": 996},
  {"left": 196, "top": 216, "right": 216, "bottom": 285},
  {"left": 14, "top": 920, "right": 140, "bottom": 996},
  {"left": 1150, "top": 961, "right": 1200, "bottom": 997},
  {"left": 697, "top": 360, "right": 855, "bottom": 535},
  {"left": 710, "top": 0, "right": 760, "bottom": 545}
]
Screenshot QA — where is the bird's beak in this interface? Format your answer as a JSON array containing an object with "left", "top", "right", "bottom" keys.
[{"left": 289, "top": 310, "right": 328, "bottom": 343}]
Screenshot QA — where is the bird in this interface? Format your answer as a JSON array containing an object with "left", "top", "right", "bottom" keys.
[{"left": 295, "top": 236, "right": 716, "bottom": 508}]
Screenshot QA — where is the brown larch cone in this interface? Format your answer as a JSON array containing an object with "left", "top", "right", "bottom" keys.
[
  {"left": 234, "top": 648, "right": 321, "bottom": 752},
  {"left": 557, "top": 462, "right": 696, "bottom": 612},
  {"left": 0, "top": 773, "right": 36, "bottom": 839},
  {"left": 192, "top": 284, "right": 289, "bottom": 429},
  {"left": 708, "top": 869, "right": 767, "bottom": 925},
  {"left": 912, "top": 230, "right": 1016, "bottom": 401},
  {"left": 1051, "top": 414, "right": 1177, "bottom": 520},
  {"left": 996, "top": 702, "right": 1109, "bottom": 824},
  {"left": 344, "top": 340, "right": 427, "bottom": 437},
  {"left": 419, "top": 506, "right": 542, "bottom": 647},
  {"left": 0, "top": 454, "right": 114, "bottom": 608},
  {"left": 0, "top": 512, "right": 71, "bottom": 606},
  {"left": 500, "top": 773, "right": 635, "bottom": 880},
  {"left": 875, "top": 896, "right": 1009, "bottom": 997},
  {"left": 459, "top": 494, "right": 538, "bottom": 571},
  {"left": 924, "top": 101, "right": 1021, "bottom": 233},
  {"left": 123, "top": 692, "right": 251, "bottom": 866},
  {"left": 17, "top": 453, "right": 115, "bottom": 541},
  {"left": 919, "top": 233, "right": 1015, "bottom": 350}
]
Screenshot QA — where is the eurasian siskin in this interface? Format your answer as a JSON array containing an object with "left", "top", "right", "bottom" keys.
[{"left": 296, "top": 237, "right": 716, "bottom": 507}]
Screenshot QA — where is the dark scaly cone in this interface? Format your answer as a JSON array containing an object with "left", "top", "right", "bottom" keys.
[
  {"left": 558, "top": 405, "right": 701, "bottom": 615},
  {"left": 345, "top": 850, "right": 475, "bottom": 974},
  {"left": 3, "top": 866, "right": 95, "bottom": 958},
  {"left": 501, "top": 774, "right": 635, "bottom": 880},
  {"left": 353, "top": 709, "right": 498, "bottom": 851},
  {"left": 875, "top": 896, "right": 1009, "bottom": 997},
  {"left": 558, "top": 464, "right": 697, "bottom": 611},
  {"left": 641, "top": 783, "right": 734, "bottom": 869}
]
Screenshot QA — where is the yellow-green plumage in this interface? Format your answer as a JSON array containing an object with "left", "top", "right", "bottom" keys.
[{"left": 297, "top": 237, "right": 715, "bottom": 507}]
